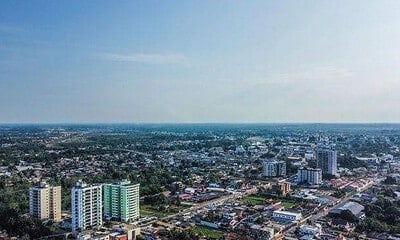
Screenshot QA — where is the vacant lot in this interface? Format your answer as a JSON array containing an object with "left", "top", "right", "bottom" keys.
[{"left": 193, "top": 226, "right": 224, "bottom": 239}]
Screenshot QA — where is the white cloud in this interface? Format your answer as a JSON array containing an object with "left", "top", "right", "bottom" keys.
[{"left": 101, "top": 52, "right": 187, "bottom": 64}]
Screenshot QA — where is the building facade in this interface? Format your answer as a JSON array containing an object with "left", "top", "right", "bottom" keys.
[
  {"left": 297, "top": 167, "right": 322, "bottom": 185},
  {"left": 250, "top": 225, "right": 274, "bottom": 240},
  {"left": 316, "top": 148, "right": 338, "bottom": 175},
  {"left": 103, "top": 180, "right": 140, "bottom": 222},
  {"left": 272, "top": 210, "right": 302, "bottom": 222},
  {"left": 262, "top": 160, "right": 286, "bottom": 177},
  {"left": 29, "top": 181, "right": 61, "bottom": 221},
  {"left": 273, "top": 182, "right": 291, "bottom": 195},
  {"left": 71, "top": 180, "right": 103, "bottom": 232}
]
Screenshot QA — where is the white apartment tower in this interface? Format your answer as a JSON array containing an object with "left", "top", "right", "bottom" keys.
[
  {"left": 297, "top": 168, "right": 322, "bottom": 185},
  {"left": 71, "top": 180, "right": 103, "bottom": 232},
  {"left": 316, "top": 148, "right": 338, "bottom": 176},
  {"left": 29, "top": 181, "right": 61, "bottom": 221},
  {"left": 263, "top": 160, "right": 286, "bottom": 177}
]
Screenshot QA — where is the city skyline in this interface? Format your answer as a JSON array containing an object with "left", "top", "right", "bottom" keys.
[{"left": 1, "top": 1, "right": 400, "bottom": 123}]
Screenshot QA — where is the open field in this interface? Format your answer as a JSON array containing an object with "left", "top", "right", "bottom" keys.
[
  {"left": 281, "top": 200, "right": 294, "bottom": 209},
  {"left": 193, "top": 226, "right": 224, "bottom": 239},
  {"left": 244, "top": 195, "right": 266, "bottom": 205}
]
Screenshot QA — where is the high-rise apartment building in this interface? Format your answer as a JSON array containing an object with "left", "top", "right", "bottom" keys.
[
  {"left": 103, "top": 180, "right": 140, "bottom": 222},
  {"left": 262, "top": 160, "right": 286, "bottom": 177},
  {"left": 297, "top": 167, "right": 322, "bottom": 185},
  {"left": 71, "top": 180, "right": 103, "bottom": 232},
  {"left": 29, "top": 181, "right": 61, "bottom": 221},
  {"left": 316, "top": 148, "right": 338, "bottom": 176}
]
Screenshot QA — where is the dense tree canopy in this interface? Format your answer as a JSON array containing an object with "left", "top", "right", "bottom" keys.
[{"left": 357, "top": 197, "right": 400, "bottom": 233}]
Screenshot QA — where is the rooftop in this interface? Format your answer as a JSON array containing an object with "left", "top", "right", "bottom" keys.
[{"left": 330, "top": 201, "right": 364, "bottom": 216}]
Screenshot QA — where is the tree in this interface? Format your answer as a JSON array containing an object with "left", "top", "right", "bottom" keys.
[
  {"left": 383, "top": 176, "right": 397, "bottom": 185},
  {"left": 340, "top": 209, "right": 358, "bottom": 223},
  {"left": 0, "top": 208, "right": 53, "bottom": 238},
  {"left": 338, "top": 156, "right": 366, "bottom": 169},
  {"left": 165, "top": 228, "right": 200, "bottom": 240},
  {"left": 332, "top": 189, "right": 346, "bottom": 198},
  {"left": 136, "top": 235, "right": 145, "bottom": 240}
]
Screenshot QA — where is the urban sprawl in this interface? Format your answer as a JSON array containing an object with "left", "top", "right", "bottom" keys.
[{"left": 1, "top": 124, "right": 400, "bottom": 240}]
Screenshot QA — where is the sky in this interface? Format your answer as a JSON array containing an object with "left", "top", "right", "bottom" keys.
[{"left": 1, "top": 1, "right": 400, "bottom": 123}]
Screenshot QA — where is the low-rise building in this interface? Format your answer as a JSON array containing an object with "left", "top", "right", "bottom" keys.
[
  {"left": 272, "top": 182, "right": 291, "bottom": 195},
  {"left": 299, "top": 224, "right": 322, "bottom": 237},
  {"left": 329, "top": 201, "right": 365, "bottom": 220},
  {"left": 272, "top": 210, "right": 302, "bottom": 222},
  {"left": 250, "top": 225, "right": 274, "bottom": 240}
]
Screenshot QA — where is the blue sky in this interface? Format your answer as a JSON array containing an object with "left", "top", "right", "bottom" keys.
[{"left": 1, "top": 1, "right": 400, "bottom": 123}]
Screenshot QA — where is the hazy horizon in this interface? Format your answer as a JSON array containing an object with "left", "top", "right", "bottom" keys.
[
  {"left": 1, "top": 1, "right": 400, "bottom": 123},
  {"left": 1, "top": 121, "right": 400, "bottom": 125}
]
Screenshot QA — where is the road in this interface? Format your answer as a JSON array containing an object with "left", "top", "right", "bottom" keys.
[
  {"left": 283, "top": 179, "right": 379, "bottom": 239},
  {"left": 283, "top": 194, "right": 354, "bottom": 239},
  {"left": 310, "top": 193, "right": 353, "bottom": 221},
  {"left": 159, "top": 186, "right": 263, "bottom": 221},
  {"left": 161, "top": 192, "right": 241, "bottom": 220}
]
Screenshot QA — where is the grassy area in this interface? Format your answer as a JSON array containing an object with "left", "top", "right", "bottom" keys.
[
  {"left": 181, "top": 201, "right": 196, "bottom": 206},
  {"left": 281, "top": 200, "right": 294, "bottom": 209},
  {"left": 140, "top": 205, "right": 162, "bottom": 217},
  {"left": 243, "top": 194, "right": 296, "bottom": 208},
  {"left": 140, "top": 204, "right": 189, "bottom": 218},
  {"left": 244, "top": 195, "right": 266, "bottom": 205},
  {"left": 193, "top": 226, "right": 224, "bottom": 239}
]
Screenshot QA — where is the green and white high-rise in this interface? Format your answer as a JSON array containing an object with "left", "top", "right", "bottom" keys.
[{"left": 103, "top": 180, "right": 140, "bottom": 222}]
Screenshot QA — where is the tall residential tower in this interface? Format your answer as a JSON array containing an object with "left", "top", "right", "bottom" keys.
[
  {"left": 29, "top": 181, "right": 61, "bottom": 221},
  {"left": 297, "top": 168, "right": 322, "bottom": 185},
  {"left": 103, "top": 180, "right": 140, "bottom": 222},
  {"left": 71, "top": 180, "right": 103, "bottom": 232},
  {"left": 262, "top": 160, "right": 286, "bottom": 177},
  {"left": 316, "top": 148, "right": 338, "bottom": 176}
]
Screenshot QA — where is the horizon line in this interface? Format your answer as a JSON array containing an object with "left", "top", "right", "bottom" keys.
[{"left": 1, "top": 121, "right": 400, "bottom": 125}]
